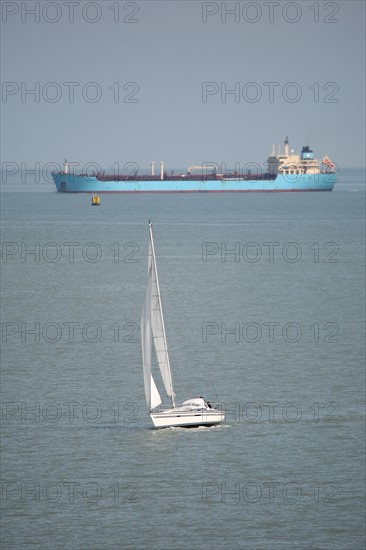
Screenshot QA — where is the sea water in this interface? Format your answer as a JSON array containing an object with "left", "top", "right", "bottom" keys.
[{"left": 1, "top": 169, "right": 365, "bottom": 549}]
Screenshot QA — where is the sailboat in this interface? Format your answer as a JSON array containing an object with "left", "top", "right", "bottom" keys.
[{"left": 141, "top": 221, "right": 225, "bottom": 429}]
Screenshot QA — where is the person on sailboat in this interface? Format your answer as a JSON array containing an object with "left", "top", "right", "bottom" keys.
[{"left": 200, "top": 396, "right": 212, "bottom": 409}]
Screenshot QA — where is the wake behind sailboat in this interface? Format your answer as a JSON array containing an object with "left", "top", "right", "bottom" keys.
[{"left": 141, "top": 221, "right": 225, "bottom": 429}]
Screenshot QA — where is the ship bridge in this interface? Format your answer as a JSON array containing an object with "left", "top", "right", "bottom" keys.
[{"left": 267, "top": 137, "right": 334, "bottom": 176}]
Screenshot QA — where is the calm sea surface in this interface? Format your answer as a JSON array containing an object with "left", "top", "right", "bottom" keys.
[{"left": 1, "top": 170, "right": 365, "bottom": 549}]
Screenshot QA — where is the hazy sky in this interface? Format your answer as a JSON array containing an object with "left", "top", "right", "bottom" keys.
[{"left": 1, "top": 0, "right": 365, "bottom": 171}]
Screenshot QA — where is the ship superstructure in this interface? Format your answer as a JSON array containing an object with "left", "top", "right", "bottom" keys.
[{"left": 267, "top": 136, "right": 335, "bottom": 177}]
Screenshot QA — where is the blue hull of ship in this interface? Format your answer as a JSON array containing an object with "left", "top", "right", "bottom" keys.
[{"left": 52, "top": 173, "right": 336, "bottom": 192}]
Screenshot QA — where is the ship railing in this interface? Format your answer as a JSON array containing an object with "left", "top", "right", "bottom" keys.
[
  {"left": 220, "top": 173, "right": 271, "bottom": 182},
  {"left": 158, "top": 401, "right": 225, "bottom": 412}
]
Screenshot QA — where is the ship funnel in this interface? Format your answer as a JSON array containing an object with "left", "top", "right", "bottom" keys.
[
  {"left": 64, "top": 159, "right": 68, "bottom": 174},
  {"left": 151, "top": 161, "right": 155, "bottom": 176},
  {"left": 160, "top": 161, "right": 164, "bottom": 180}
]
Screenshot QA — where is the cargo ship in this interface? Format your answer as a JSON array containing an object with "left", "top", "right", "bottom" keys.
[{"left": 52, "top": 137, "right": 336, "bottom": 193}]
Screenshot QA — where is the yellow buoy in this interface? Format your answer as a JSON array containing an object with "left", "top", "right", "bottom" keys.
[{"left": 91, "top": 194, "right": 100, "bottom": 206}]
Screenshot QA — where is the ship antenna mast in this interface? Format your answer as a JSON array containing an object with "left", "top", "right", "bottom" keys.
[{"left": 284, "top": 136, "right": 289, "bottom": 157}]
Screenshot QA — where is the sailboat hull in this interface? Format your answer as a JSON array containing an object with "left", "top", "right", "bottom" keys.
[{"left": 150, "top": 410, "right": 225, "bottom": 429}]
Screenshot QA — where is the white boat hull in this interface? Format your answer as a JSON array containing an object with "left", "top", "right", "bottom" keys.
[{"left": 150, "top": 409, "right": 225, "bottom": 429}]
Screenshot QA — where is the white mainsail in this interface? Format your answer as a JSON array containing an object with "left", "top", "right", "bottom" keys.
[
  {"left": 141, "top": 222, "right": 175, "bottom": 410},
  {"left": 141, "top": 264, "right": 162, "bottom": 410}
]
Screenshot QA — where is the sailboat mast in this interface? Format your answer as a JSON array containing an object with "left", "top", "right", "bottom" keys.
[{"left": 148, "top": 221, "right": 176, "bottom": 408}]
